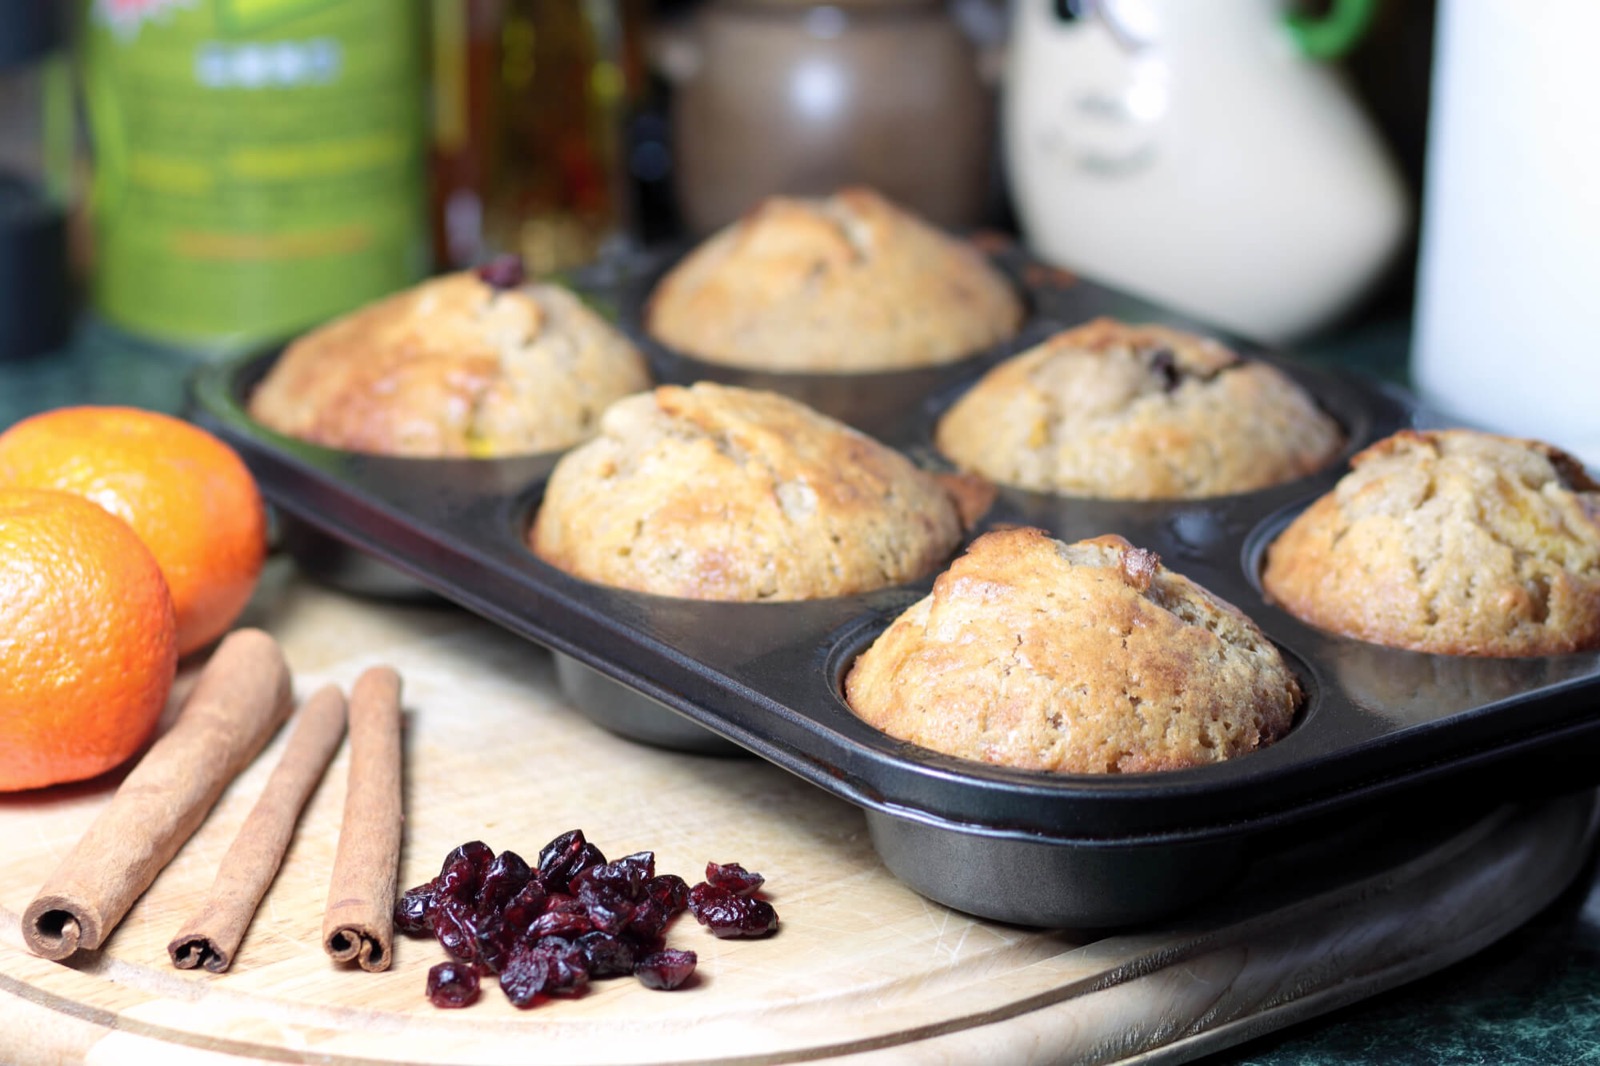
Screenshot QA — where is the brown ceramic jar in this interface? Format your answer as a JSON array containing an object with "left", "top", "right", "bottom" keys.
[{"left": 661, "top": 0, "right": 995, "bottom": 235}]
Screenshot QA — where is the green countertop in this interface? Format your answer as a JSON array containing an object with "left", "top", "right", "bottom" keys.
[{"left": 3, "top": 318, "right": 1598, "bottom": 1065}]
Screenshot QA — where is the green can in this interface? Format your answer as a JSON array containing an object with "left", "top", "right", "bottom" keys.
[{"left": 83, "top": 0, "right": 428, "bottom": 354}]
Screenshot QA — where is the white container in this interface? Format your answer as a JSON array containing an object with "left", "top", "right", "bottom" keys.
[
  {"left": 1412, "top": 1, "right": 1600, "bottom": 468},
  {"left": 1003, "top": 0, "right": 1410, "bottom": 344}
]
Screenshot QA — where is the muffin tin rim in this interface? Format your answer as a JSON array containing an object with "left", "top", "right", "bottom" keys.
[
  {"left": 193, "top": 342, "right": 1600, "bottom": 844},
  {"left": 192, "top": 225, "right": 1600, "bottom": 848}
]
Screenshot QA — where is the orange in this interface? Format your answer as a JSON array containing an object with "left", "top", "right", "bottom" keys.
[
  {"left": 0, "top": 406, "right": 268, "bottom": 656},
  {"left": 0, "top": 489, "right": 179, "bottom": 791}
]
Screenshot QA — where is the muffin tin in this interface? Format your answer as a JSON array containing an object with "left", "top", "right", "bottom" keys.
[{"left": 188, "top": 247, "right": 1600, "bottom": 929}]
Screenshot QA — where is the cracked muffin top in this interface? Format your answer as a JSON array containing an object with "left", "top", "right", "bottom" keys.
[
  {"left": 644, "top": 187, "right": 1023, "bottom": 372},
  {"left": 528, "top": 383, "right": 971, "bottom": 601},
  {"left": 247, "top": 269, "right": 650, "bottom": 457},
  {"left": 844, "top": 527, "right": 1302, "bottom": 774},
  {"left": 934, "top": 317, "right": 1344, "bottom": 499},
  {"left": 1262, "top": 429, "right": 1600, "bottom": 657}
]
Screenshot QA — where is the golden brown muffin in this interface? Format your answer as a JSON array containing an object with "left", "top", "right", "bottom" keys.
[
  {"left": 845, "top": 527, "right": 1301, "bottom": 773},
  {"left": 248, "top": 269, "right": 650, "bottom": 457},
  {"left": 529, "top": 383, "right": 969, "bottom": 600},
  {"left": 935, "top": 317, "right": 1344, "bottom": 499},
  {"left": 1262, "top": 429, "right": 1600, "bottom": 657},
  {"left": 644, "top": 187, "right": 1023, "bottom": 372}
]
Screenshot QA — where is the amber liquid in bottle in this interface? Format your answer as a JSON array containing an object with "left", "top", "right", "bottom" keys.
[{"left": 431, "top": 0, "right": 642, "bottom": 276}]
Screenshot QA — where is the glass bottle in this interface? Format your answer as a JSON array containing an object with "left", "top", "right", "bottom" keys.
[{"left": 429, "top": 0, "right": 645, "bottom": 276}]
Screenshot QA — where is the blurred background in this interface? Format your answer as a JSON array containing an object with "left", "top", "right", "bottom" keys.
[
  {"left": 0, "top": 0, "right": 1432, "bottom": 347},
  {"left": 6, "top": 0, "right": 1594, "bottom": 463}
]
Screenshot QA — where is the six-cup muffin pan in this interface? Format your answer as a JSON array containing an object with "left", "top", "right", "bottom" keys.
[{"left": 188, "top": 245, "right": 1600, "bottom": 929}]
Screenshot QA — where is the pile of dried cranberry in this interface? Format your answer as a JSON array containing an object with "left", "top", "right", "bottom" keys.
[{"left": 395, "top": 829, "right": 779, "bottom": 1009}]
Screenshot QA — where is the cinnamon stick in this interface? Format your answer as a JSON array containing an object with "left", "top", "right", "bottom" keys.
[
  {"left": 22, "top": 629, "right": 293, "bottom": 961},
  {"left": 168, "top": 683, "right": 348, "bottom": 972},
  {"left": 321, "top": 665, "right": 403, "bottom": 972}
]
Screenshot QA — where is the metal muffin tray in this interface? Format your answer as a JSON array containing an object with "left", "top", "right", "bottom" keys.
[{"left": 188, "top": 249, "right": 1600, "bottom": 929}]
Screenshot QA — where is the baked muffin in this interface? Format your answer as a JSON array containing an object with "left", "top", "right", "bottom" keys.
[
  {"left": 529, "top": 383, "right": 969, "bottom": 600},
  {"left": 845, "top": 527, "right": 1301, "bottom": 773},
  {"left": 935, "top": 318, "right": 1344, "bottom": 499},
  {"left": 644, "top": 187, "right": 1023, "bottom": 372},
  {"left": 248, "top": 264, "right": 650, "bottom": 457},
  {"left": 1262, "top": 429, "right": 1600, "bottom": 656}
]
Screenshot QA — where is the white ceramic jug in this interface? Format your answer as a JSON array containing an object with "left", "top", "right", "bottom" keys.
[
  {"left": 1003, "top": 0, "right": 1409, "bottom": 343},
  {"left": 1412, "top": 1, "right": 1600, "bottom": 468}
]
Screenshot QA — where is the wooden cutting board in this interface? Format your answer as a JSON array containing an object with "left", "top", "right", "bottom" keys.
[{"left": 2, "top": 561, "right": 1595, "bottom": 1065}]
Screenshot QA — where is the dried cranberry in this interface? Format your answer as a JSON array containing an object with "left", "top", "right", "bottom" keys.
[
  {"left": 574, "top": 851, "right": 655, "bottom": 899},
  {"left": 626, "top": 898, "right": 672, "bottom": 941},
  {"left": 634, "top": 949, "right": 697, "bottom": 991},
  {"left": 705, "top": 861, "right": 765, "bottom": 897},
  {"left": 629, "top": 877, "right": 688, "bottom": 939},
  {"left": 576, "top": 931, "right": 637, "bottom": 978},
  {"left": 541, "top": 892, "right": 584, "bottom": 916},
  {"left": 426, "top": 961, "right": 481, "bottom": 1008},
  {"left": 475, "top": 253, "right": 525, "bottom": 291},
  {"left": 529, "top": 910, "right": 594, "bottom": 940},
  {"left": 688, "top": 883, "right": 779, "bottom": 939},
  {"left": 617, "top": 850, "right": 657, "bottom": 879},
  {"left": 472, "top": 911, "right": 518, "bottom": 974},
  {"left": 431, "top": 896, "right": 482, "bottom": 964},
  {"left": 438, "top": 841, "right": 494, "bottom": 903},
  {"left": 479, "top": 850, "right": 532, "bottom": 913},
  {"left": 501, "top": 881, "right": 550, "bottom": 934},
  {"left": 499, "top": 942, "right": 552, "bottom": 1007},
  {"left": 1148, "top": 347, "right": 1182, "bottom": 392},
  {"left": 394, "top": 882, "right": 436, "bottom": 935},
  {"left": 563, "top": 842, "right": 608, "bottom": 892},
  {"left": 501, "top": 939, "right": 589, "bottom": 1006},
  {"left": 577, "top": 879, "right": 636, "bottom": 935},
  {"left": 645, "top": 874, "right": 690, "bottom": 913},
  {"left": 439, "top": 840, "right": 495, "bottom": 878},
  {"left": 537, "top": 830, "right": 594, "bottom": 887},
  {"left": 538, "top": 939, "right": 591, "bottom": 997}
]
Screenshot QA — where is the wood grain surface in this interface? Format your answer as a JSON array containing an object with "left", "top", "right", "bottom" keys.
[{"left": 1, "top": 560, "right": 1595, "bottom": 1066}]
